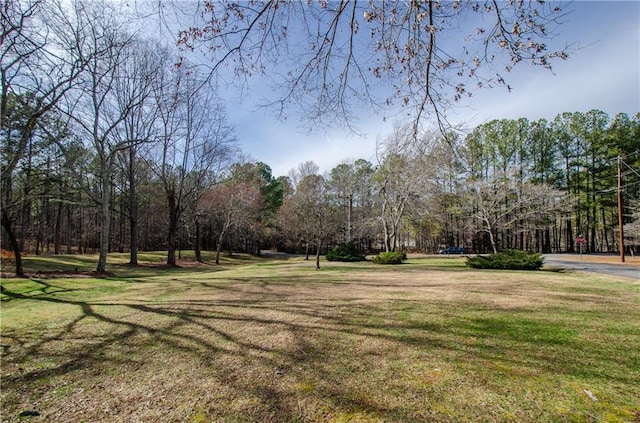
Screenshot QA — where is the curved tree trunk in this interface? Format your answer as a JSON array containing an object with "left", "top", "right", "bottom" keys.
[
  {"left": 1, "top": 207, "right": 24, "bottom": 277},
  {"left": 215, "top": 227, "right": 226, "bottom": 265},
  {"left": 315, "top": 240, "right": 321, "bottom": 270},
  {"left": 215, "top": 215, "right": 232, "bottom": 265},
  {"left": 215, "top": 234, "right": 224, "bottom": 265}
]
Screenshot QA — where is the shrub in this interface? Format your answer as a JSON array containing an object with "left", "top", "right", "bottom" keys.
[
  {"left": 466, "top": 249, "right": 544, "bottom": 270},
  {"left": 372, "top": 251, "right": 407, "bottom": 265},
  {"left": 326, "top": 242, "right": 367, "bottom": 262}
]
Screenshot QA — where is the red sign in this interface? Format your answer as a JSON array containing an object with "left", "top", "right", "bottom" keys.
[{"left": 576, "top": 236, "right": 585, "bottom": 244}]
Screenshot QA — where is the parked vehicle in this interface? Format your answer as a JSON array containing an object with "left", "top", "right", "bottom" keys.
[{"left": 439, "top": 247, "right": 467, "bottom": 254}]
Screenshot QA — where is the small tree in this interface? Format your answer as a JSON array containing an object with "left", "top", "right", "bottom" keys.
[
  {"left": 374, "top": 125, "right": 437, "bottom": 252},
  {"left": 282, "top": 174, "right": 339, "bottom": 269},
  {"left": 198, "top": 180, "right": 259, "bottom": 264},
  {"left": 152, "top": 64, "right": 236, "bottom": 266},
  {"left": 467, "top": 169, "right": 567, "bottom": 254},
  {"left": 112, "top": 41, "right": 167, "bottom": 265}
]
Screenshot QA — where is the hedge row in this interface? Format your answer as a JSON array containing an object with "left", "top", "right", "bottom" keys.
[
  {"left": 326, "top": 243, "right": 367, "bottom": 262},
  {"left": 372, "top": 251, "right": 407, "bottom": 265},
  {"left": 465, "top": 249, "right": 544, "bottom": 270}
]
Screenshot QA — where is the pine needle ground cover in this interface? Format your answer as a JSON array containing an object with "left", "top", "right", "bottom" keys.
[{"left": 1, "top": 254, "right": 639, "bottom": 422}]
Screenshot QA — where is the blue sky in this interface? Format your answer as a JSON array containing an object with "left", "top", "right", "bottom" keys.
[{"left": 201, "top": 1, "right": 640, "bottom": 177}]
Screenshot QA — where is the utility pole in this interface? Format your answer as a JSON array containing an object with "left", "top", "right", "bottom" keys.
[{"left": 618, "top": 155, "right": 625, "bottom": 263}]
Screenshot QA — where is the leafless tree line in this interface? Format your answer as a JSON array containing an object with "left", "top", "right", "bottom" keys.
[
  {"left": 2, "top": 1, "right": 637, "bottom": 276},
  {"left": 1, "top": 0, "right": 237, "bottom": 274}
]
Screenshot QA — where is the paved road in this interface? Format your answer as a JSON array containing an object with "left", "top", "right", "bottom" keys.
[{"left": 543, "top": 255, "right": 640, "bottom": 280}]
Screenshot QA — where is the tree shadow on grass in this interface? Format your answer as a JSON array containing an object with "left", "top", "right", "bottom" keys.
[{"left": 1, "top": 275, "right": 638, "bottom": 422}]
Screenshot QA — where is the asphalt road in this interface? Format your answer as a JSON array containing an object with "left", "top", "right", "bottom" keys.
[{"left": 543, "top": 255, "right": 640, "bottom": 280}]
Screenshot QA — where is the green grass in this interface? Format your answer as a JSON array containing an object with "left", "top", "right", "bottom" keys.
[
  {"left": 1, "top": 253, "right": 639, "bottom": 422},
  {"left": 17, "top": 249, "right": 257, "bottom": 269}
]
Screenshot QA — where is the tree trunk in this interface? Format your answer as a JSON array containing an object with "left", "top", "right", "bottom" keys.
[
  {"left": 315, "top": 240, "right": 321, "bottom": 270},
  {"left": 19, "top": 182, "right": 31, "bottom": 253},
  {"left": 1, "top": 207, "right": 24, "bottom": 277},
  {"left": 565, "top": 215, "right": 574, "bottom": 253},
  {"left": 590, "top": 151, "right": 597, "bottom": 253},
  {"left": 129, "top": 150, "right": 138, "bottom": 265},
  {"left": 195, "top": 218, "right": 202, "bottom": 262},
  {"left": 54, "top": 200, "right": 63, "bottom": 255},
  {"left": 129, "top": 208, "right": 138, "bottom": 265},
  {"left": 35, "top": 197, "right": 45, "bottom": 255},
  {"left": 166, "top": 193, "right": 178, "bottom": 266},
  {"left": 601, "top": 208, "right": 610, "bottom": 252},
  {"left": 19, "top": 144, "right": 34, "bottom": 253},
  {"left": 590, "top": 208, "right": 597, "bottom": 253},
  {"left": 118, "top": 195, "right": 125, "bottom": 253},
  {"left": 66, "top": 203, "right": 73, "bottom": 254},
  {"left": 215, "top": 232, "right": 224, "bottom": 265},
  {"left": 544, "top": 228, "right": 551, "bottom": 253},
  {"left": 78, "top": 202, "right": 84, "bottom": 254},
  {"left": 381, "top": 197, "right": 391, "bottom": 252},
  {"left": 488, "top": 231, "right": 498, "bottom": 254},
  {"left": 96, "top": 172, "right": 112, "bottom": 274},
  {"left": 384, "top": 231, "right": 392, "bottom": 253},
  {"left": 484, "top": 216, "right": 498, "bottom": 254},
  {"left": 346, "top": 194, "right": 352, "bottom": 242}
]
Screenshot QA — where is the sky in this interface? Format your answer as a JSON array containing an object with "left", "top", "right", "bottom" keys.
[{"left": 191, "top": 1, "right": 640, "bottom": 178}]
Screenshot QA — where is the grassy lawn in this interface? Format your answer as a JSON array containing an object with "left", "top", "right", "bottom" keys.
[{"left": 1, "top": 253, "right": 639, "bottom": 422}]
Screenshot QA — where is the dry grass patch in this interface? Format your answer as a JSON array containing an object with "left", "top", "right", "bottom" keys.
[
  {"left": 556, "top": 254, "right": 640, "bottom": 266},
  {"left": 1, "top": 256, "right": 639, "bottom": 422}
]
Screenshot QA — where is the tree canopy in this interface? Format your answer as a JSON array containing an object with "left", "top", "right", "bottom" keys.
[{"left": 177, "top": 0, "right": 570, "bottom": 132}]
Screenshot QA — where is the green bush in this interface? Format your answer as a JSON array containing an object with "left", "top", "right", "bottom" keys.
[
  {"left": 372, "top": 251, "right": 407, "bottom": 265},
  {"left": 326, "top": 242, "right": 367, "bottom": 262},
  {"left": 466, "top": 249, "right": 544, "bottom": 270}
]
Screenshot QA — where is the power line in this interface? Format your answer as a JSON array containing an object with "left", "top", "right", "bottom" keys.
[{"left": 621, "top": 159, "right": 640, "bottom": 178}]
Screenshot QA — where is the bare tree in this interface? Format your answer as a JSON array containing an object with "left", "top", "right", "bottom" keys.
[
  {"left": 280, "top": 173, "right": 339, "bottom": 269},
  {"left": 176, "top": 1, "right": 569, "bottom": 132},
  {"left": 112, "top": 41, "right": 167, "bottom": 265},
  {"left": 625, "top": 200, "right": 640, "bottom": 255},
  {"left": 374, "top": 125, "right": 437, "bottom": 252},
  {"left": 328, "top": 159, "right": 377, "bottom": 250},
  {"left": 198, "top": 179, "right": 259, "bottom": 264},
  {"left": 468, "top": 168, "right": 567, "bottom": 254},
  {"left": 63, "top": 1, "right": 159, "bottom": 273},
  {"left": 329, "top": 162, "right": 356, "bottom": 244},
  {"left": 288, "top": 161, "right": 319, "bottom": 189},
  {"left": 152, "top": 64, "right": 236, "bottom": 266},
  {"left": 1, "top": 0, "right": 98, "bottom": 275}
]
